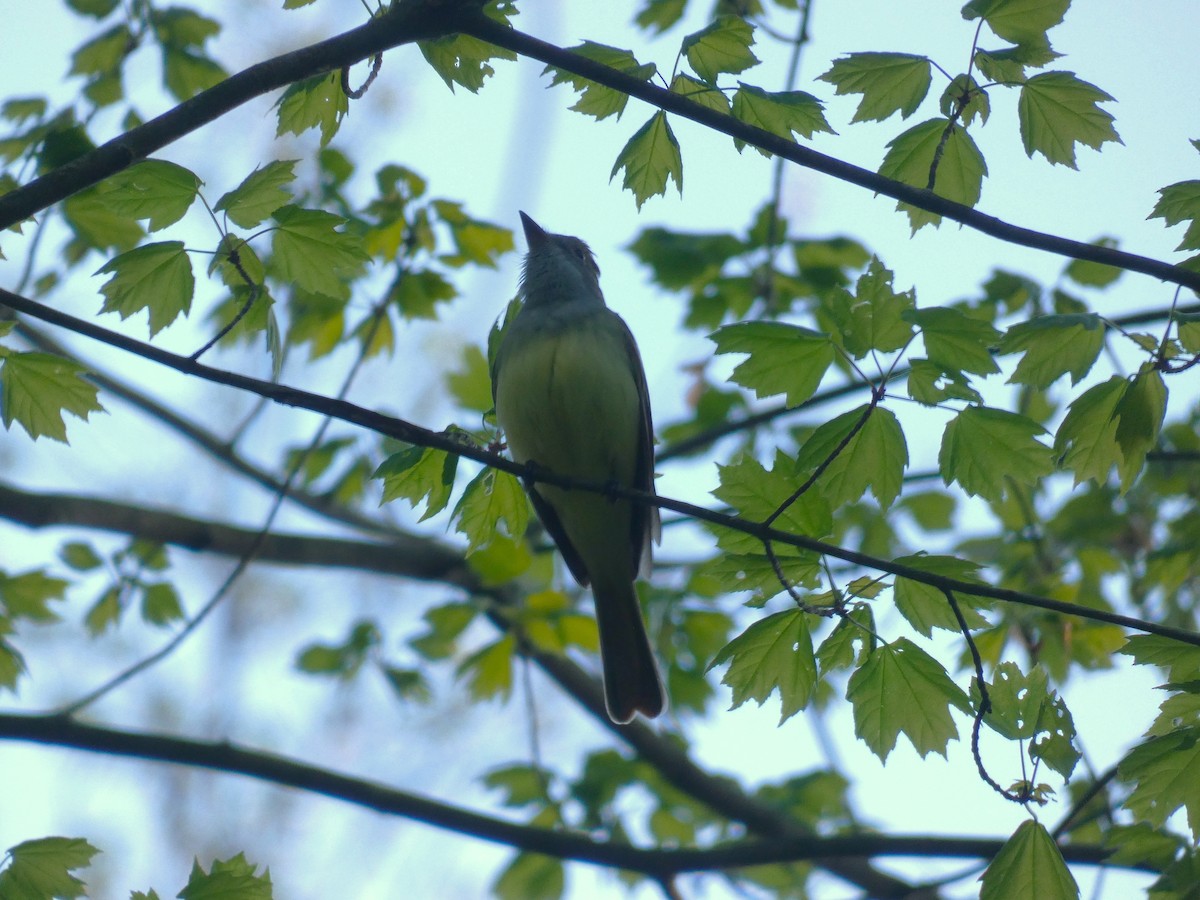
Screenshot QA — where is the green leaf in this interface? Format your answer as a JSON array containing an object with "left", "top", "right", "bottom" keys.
[
  {"left": 997, "top": 314, "right": 1105, "bottom": 388},
  {"left": 973, "top": 47, "right": 1034, "bottom": 85},
  {"left": 682, "top": 15, "right": 759, "bottom": 84},
  {"left": 816, "top": 605, "right": 874, "bottom": 673},
  {"left": 62, "top": 187, "right": 144, "bottom": 252},
  {"left": 485, "top": 764, "right": 551, "bottom": 808},
  {"left": 1120, "top": 635, "right": 1200, "bottom": 682},
  {"left": 493, "top": 852, "right": 563, "bottom": 900},
  {"left": 374, "top": 444, "right": 458, "bottom": 521},
  {"left": 1018, "top": 72, "right": 1120, "bottom": 168},
  {"left": 142, "top": 581, "right": 184, "bottom": 626},
  {"left": 452, "top": 467, "right": 529, "bottom": 551},
  {"left": 85, "top": 586, "right": 121, "bottom": 635},
  {"left": 457, "top": 634, "right": 515, "bottom": 700},
  {"left": 68, "top": 0, "right": 120, "bottom": 17},
  {"left": 0, "top": 570, "right": 69, "bottom": 621},
  {"left": 731, "top": 84, "right": 833, "bottom": 156},
  {"left": 417, "top": 3, "right": 518, "bottom": 92},
  {"left": 820, "top": 257, "right": 915, "bottom": 357},
  {"left": 847, "top": 637, "right": 970, "bottom": 761},
  {"left": 70, "top": 24, "right": 132, "bottom": 77},
  {"left": 96, "top": 241, "right": 194, "bottom": 335},
  {"left": 1150, "top": 180, "right": 1200, "bottom": 251},
  {"left": 0, "top": 631, "right": 25, "bottom": 691},
  {"left": 296, "top": 621, "right": 379, "bottom": 678},
  {"left": 905, "top": 358, "right": 983, "bottom": 406},
  {"left": 635, "top": 0, "right": 686, "bottom": 33},
  {"left": 795, "top": 406, "right": 908, "bottom": 510},
  {"left": 627, "top": 226, "right": 743, "bottom": 290},
  {"left": 1149, "top": 691, "right": 1200, "bottom": 738},
  {"left": 818, "top": 52, "right": 932, "bottom": 122},
  {"left": 979, "top": 820, "right": 1078, "bottom": 900},
  {"left": 163, "top": 48, "right": 226, "bottom": 101},
  {"left": 669, "top": 73, "right": 732, "bottom": 115},
  {"left": 1053, "top": 376, "right": 1127, "bottom": 486},
  {"left": 1030, "top": 685, "right": 1080, "bottom": 778},
  {"left": 0, "top": 352, "right": 103, "bottom": 443},
  {"left": 410, "top": 602, "right": 479, "bottom": 660},
  {"left": 270, "top": 205, "right": 368, "bottom": 300},
  {"left": 60, "top": 541, "right": 103, "bottom": 572},
  {"left": 545, "top": 42, "right": 656, "bottom": 121},
  {"left": 96, "top": 159, "right": 201, "bottom": 231},
  {"left": 177, "top": 853, "right": 272, "bottom": 900},
  {"left": 713, "top": 450, "right": 833, "bottom": 539},
  {"left": 1064, "top": 238, "right": 1123, "bottom": 286},
  {"left": 905, "top": 306, "right": 1001, "bottom": 375},
  {"left": 698, "top": 551, "right": 821, "bottom": 601},
  {"left": 610, "top": 112, "right": 683, "bottom": 209},
  {"left": 892, "top": 554, "right": 989, "bottom": 637},
  {"left": 709, "top": 609, "right": 818, "bottom": 722},
  {"left": 962, "top": 0, "right": 1070, "bottom": 46},
  {"left": 979, "top": 662, "right": 1079, "bottom": 776},
  {"left": 899, "top": 491, "right": 956, "bottom": 530},
  {"left": 447, "top": 345, "right": 493, "bottom": 413},
  {"left": 275, "top": 73, "right": 348, "bottom": 146},
  {"left": 940, "top": 74, "right": 990, "bottom": 126},
  {"left": 389, "top": 269, "right": 458, "bottom": 319},
  {"left": 710, "top": 321, "right": 834, "bottom": 406},
  {"left": 431, "top": 201, "right": 514, "bottom": 268},
  {"left": 1119, "top": 725, "right": 1200, "bottom": 839},
  {"left": 1112, "top": 364, "right": 1167, "bottom": 491},
  {"left": 0, "top": 836, "right": 100, "bottom": 900},
  {"left": 879, "top": 118, "right": 988, "bottom": 230},
  {"left": 939, "top": 406, "right": 1054, "bottom": 502},
  {"left": 467, "top": 535, "right": 535, "bottom": 588},
  {"left": 1, "top": 98, "right": 48, "bottom": 125},
  {"left": 215, "top": 160, "right": 298, "bottom": 228},
  {"left": 152, "top": 8, "right": 221, "bottom": 49}
]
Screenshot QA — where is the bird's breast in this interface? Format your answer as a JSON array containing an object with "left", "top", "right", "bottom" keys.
[{"left": 495, "top": 315, "right": 641, "bottom": 485}]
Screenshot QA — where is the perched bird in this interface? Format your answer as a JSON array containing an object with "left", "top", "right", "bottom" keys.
[{"left": 491, "top": 212, "right": 665, "bottom": 723}]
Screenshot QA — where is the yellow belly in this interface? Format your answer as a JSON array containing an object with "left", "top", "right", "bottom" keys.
[{"left": 494, "top": 315, "right": 642, "bottom": 581}]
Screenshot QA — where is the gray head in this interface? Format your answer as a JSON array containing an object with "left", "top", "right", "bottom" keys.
[{"left": 518, "top": 212, "right": 605, "bottom": 308}]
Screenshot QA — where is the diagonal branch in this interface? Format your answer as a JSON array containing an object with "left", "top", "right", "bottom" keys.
[
  {"left": 4, "top": 286, "right": 1199, "bottom": 648},
  {"left": 459, "top": 15, "right": 1200, "bottom": 294},
  {"left": 0, "top": 485, "right": 909, "bottom": 893},
  {"left": 0, "top": 481, "right": 468, "bottom": 584},
  {"left": 0, "top": 2, "right": 1195, "bottom": 298},
  {"left": 657, "top": 299, "right": 1200, "bottom": 463},
  {"left": 0, "top": 713, "right": 1148, "bottom": 877},
  {"left": 13, "top": 320, "right": 400, "bottom": 538},
  {"left": 0, "top": 0, "right": 473, "bottom": 229}
]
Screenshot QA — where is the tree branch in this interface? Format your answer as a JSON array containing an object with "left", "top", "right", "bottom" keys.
[
  {"left": 0, "top": 481, "right": 470, "bottom": 584},
  {"left": 13, "top": 320, "right": 404, "bottom": 539},
  {"left": 0, "top": 714, "right": 1148, "bottom": 878},
  {"left": 458, "top": 15, "right": 1200, "bottom": 294},
  {"left": 4, "top": 286, "right": 1199, "bottom": 648},
  {"left": 657, "top": 298, "right": 1200, "bottom": 464},
  {"left": 0, "top": 0, "right": 471, "bottom": 230}
]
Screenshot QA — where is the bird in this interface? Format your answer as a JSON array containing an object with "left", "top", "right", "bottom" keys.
[{"left": 490, "top": 212, "right": 665, "bottom": 724}]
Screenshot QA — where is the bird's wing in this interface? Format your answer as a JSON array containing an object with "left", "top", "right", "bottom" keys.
[
  {"left": 526, "top": 486, "right": 591, "bottom": 587},
  {"left": 611, "top": 311, "right": 661, "bottom": 578}
]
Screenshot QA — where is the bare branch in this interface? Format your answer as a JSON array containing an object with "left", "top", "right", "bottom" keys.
[
  {"left": 4, "top": 286, "right": 1199, "bottom": 648},
  {"left": 459, "top": 16, "right": 1200, "bottom": 293},
  {"left": 0, "top": 714, "right": 1150, "bottom": 878}
]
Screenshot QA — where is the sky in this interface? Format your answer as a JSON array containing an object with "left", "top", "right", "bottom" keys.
[{"left": 2, "top": 0, "right": 1199, "bottom": 897}]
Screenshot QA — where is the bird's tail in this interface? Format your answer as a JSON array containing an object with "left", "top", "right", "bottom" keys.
[{"left": 592, "top": 576, "right": 665, "bottom": 724}]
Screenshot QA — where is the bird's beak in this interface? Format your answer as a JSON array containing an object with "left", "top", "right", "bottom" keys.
[{"left": 519, "top": 211, "right": 549, "bottom": 250}]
